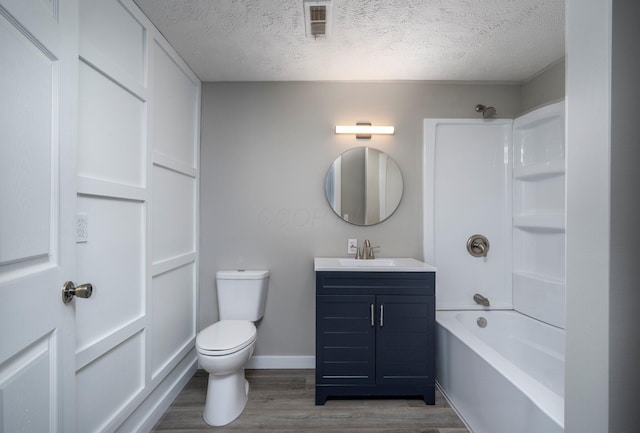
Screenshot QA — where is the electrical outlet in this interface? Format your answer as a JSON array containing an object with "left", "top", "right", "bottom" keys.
[
  {"left": 76, "top": 213, "right": 88, "bottom": 243},
  {"left": 348, "top": 238, "right": 358, "bottom": 254}
]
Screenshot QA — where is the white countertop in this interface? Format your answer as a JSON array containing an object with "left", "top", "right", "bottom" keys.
[{"left": 314, "top": 257, "right": 437, "bottom": 272}]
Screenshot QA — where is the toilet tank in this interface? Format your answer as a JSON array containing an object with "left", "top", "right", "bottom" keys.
[{"left": 216, "top": 270, "right": 269, "bottom": 321}]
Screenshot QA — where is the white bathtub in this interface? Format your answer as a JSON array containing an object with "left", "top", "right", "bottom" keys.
[{"left": 436, "top": 310, "right": 564, "bottom": 433}]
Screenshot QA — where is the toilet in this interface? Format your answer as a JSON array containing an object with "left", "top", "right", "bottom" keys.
[{"left": 196, "top": 269, "right": 269, "bottom": 426}]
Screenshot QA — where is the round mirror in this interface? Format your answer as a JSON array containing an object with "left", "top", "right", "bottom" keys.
[{"left": 325, "top": 147, "right": 403, "bottom": 226}]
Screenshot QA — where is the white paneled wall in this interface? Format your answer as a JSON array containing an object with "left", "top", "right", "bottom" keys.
[
  {"left": 149, "top": 37, "right": 200, "bottom": 386},
  {"left": 77, "top": 61, "right": 145, "bottom": 186},
  {"left": 76, "top": 333, "right": 145, "bottom": 433},
  {"left": 152, "top": 41, "right": 199, "bottom": 167},
  {"left": 79, "top": 0, "right": 145, "bottom": 85},
  {"left": 152, "top": 165, "right": 196, "bottom": 262},
  {"left": 77, "top": 1, "right": 200, "bottom": 432},
  {"left": 75, "top": 196, "right": 144, "bottom": 353},
  {"left": 151, "top": 264, "right": 196, "bottom": 379}
]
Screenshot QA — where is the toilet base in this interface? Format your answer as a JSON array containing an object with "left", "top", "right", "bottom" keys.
[{"left": 203, "top": 368, "right": 250, "bottom": 426}]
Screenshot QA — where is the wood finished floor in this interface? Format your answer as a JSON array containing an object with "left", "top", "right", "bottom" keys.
[{"left": 152, "top": 369, "right": 469, "bottom": 433}]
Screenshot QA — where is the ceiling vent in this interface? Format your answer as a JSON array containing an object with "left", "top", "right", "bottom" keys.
[{"left": 304, "top": 0, "right": 332, "bottom": 39}]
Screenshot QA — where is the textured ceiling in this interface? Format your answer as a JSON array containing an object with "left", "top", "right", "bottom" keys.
[{"left": 133, "top": 0, "right": 565, "bottom": 82}]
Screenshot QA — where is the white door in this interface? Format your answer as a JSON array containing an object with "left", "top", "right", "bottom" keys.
[{"left": 0, "top": 0, "right": 80, "bottom": 431}]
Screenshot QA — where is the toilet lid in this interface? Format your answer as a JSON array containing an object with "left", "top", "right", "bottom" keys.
[{"left": 196, "top": 320, "right": 256, "bottom": 355}]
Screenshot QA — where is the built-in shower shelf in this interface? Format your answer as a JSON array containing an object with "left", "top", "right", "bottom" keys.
[
  {"left": 513, "top": 159, "right": 565, "bottom": 181},
  {"left": 513, "top": 271, "right": 565, "bottom": 286},
  {"left": 510, "top": 100, "right": 566, "bottom": 329},
  {"left": 513, "top": 215, "right": 565, "bottom": 232}
]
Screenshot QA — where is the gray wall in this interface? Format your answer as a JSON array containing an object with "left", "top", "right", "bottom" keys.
[
  {"left": 200, "top": 81, "right": 520, "bottom": 357},
  {"left": 609, "top": 1, "right": 640, "bottom": 430},
  {"left": 520, "top": 58, "right": 565, "bottom": 114}
]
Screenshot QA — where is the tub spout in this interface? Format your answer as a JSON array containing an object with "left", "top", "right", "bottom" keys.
[{"left": 473, "top": 293, "right": 490, "bottom": 307}]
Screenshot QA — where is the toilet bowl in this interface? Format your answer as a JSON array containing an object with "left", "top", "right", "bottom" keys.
[
  {"left": 196, "top": 270, "right": 269, "bottom": 426},
  {"left": 196, "top": 320, "right": 257, "bottom": 426}
]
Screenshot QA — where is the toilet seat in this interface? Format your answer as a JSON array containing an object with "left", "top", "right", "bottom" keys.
[{"left": 197, "top": 320, "right": 257, "bottom": 356}]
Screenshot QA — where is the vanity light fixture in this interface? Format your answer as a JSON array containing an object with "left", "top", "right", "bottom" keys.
[{"left": 334, "top": 122, "right": 395, "bottom": 139}]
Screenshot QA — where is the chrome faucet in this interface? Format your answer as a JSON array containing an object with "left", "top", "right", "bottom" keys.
[
  {"left": 362, "top": 240, "right": 380, "bottom": 259},
  {"left": 473, "top": 293, "right": 490, "bottom": 307}
]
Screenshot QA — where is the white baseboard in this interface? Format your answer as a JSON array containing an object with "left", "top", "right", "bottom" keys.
[
  {"left": 121, "top": 350, "right": 198, "bottom": 433},
  {"left": 245, "top": 355, "right": 315, "bottom": 369}
]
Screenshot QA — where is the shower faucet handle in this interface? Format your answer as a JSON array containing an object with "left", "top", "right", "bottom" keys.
[{"left": 467, "top": 234, "right": 490, "bottom": 258}]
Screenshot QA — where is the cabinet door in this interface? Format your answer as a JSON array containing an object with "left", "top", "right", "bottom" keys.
[
  {"left": 376, "top": 295, "right": 434, "bottom": 385},
  {"left": 316, "top": 295, "right": 376, "bottom": 384}
]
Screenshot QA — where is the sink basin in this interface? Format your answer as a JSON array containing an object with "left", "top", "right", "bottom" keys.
[
  {"left": 314, "top": 257, "right": 437, "bottom": 272},
  {"left": 338, "top": 258, "right": 398, "bottom": 267}
]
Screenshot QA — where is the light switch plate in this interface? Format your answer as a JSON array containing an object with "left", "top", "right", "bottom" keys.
[{"left": 76, "top": 213, "right": 88, "bottom": 243}]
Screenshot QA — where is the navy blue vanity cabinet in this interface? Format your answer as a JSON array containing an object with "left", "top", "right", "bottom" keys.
[{"left": 315, "top": 271, "right": 435, "bottom": 405}]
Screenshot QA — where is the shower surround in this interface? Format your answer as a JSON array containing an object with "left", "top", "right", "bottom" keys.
[{"left": 423, "top": 101, "right": 566, "bottom": 433}]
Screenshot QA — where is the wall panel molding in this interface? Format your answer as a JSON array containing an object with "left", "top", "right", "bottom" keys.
[
  {"left": 152, "top": 252, "right": 196, "bottom": 277},
  {"left": 77, "top": 176, "right": 147, "bottom": 202},
  {"left": 75, "top": 316, "right": 145, "bottom": 370},
  {"left": 75, "top": 1, "right": 200, "bottom": 431},
  {"left": 153, "top": 152, "right": 197, "bottom": 178}
]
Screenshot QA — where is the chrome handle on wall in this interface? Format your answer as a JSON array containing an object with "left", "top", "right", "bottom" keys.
[
  {"left": 61, "top": 281, "right": 93, "bottom": 304},
  {"left": 473, "top": 293, "right": 490, "bottom": 307},
  {"left": 467, "top": 234, "right": 490, "bottom": 258},
  {"left": 380, "top": 304, "right": 384, "bottom": 327},
  {"left": 370, "top": 304, "right": 375, "bottom": 327}
]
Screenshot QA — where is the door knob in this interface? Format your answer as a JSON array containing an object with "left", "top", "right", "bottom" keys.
[{"left": 61, "top": 281, "right": 93, "bottom": 304}]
